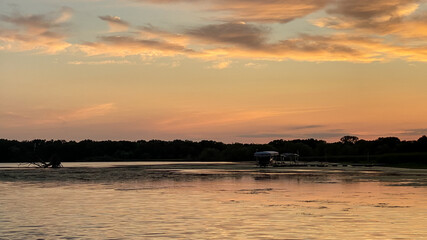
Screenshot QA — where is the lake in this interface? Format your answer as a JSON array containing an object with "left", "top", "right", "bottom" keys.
[{"left": 1, "top": 162, "right": 426, "bottom": 239}]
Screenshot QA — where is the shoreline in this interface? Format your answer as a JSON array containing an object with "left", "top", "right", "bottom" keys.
[{"left": 0, "top": 161, "right": 426, "bottom": 187}]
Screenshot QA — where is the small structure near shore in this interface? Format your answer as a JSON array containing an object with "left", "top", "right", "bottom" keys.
[
  {"left": 255, "top": 151, "right": 300, "bottom": 167},
  {"left": 254, "top": 151, "right": 279, "bottom": 167}
]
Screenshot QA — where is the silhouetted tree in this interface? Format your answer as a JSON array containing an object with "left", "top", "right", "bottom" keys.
[
  {"left": 0, "top": 136, "right": 426, "bottom": 166},
  {"left": 418, "top": 135, "right": 427, "bottom": 144},
  {"left": 340, "top": 136, "right": 359, "bottom": 144}
]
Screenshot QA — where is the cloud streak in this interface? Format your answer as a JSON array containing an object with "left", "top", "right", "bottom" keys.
[
  {"left": 68, "top": 60, "right": 132, "bottom": 65},
  {"left": 186, "top": 22, "right": 268, "bottom": 49},
  {"left": 0, "top": 104, "right": 118, "bottom": 140},
  {"left": 79, "top": 34, "right": 196, "bottom": 57},
  {"left": 238, "top": 131, "right": 348, "bottom": 139},
  {"left": 56, "top": 103, "right": 115, "bottom": 122},
  {"left": 99, "top": 15, "right": 130, "bottom": 32},
  {"left": 0, "top": 7, "right": 72, "bottom": 53},
  {"left": 399, "top": 128, "right": 427, "bottom": 136},
  {"left": 136, "top": 0, "right": 331, "bottom": 23},
  {"left": 315, "top": 0, "right": 427, "bottom": 40}
]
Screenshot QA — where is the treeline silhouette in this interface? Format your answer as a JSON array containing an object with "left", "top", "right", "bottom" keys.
[{"left": 1, "top": 136, "right": 426, "bottom": 166}]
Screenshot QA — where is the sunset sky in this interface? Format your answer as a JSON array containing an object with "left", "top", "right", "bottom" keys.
[{"left": 1, "top": 0, "right": 427, "bottom": 143}]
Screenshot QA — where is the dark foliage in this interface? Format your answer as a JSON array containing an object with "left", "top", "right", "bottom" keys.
[{"left": 0, "top": 136, "right": 426, "bottom": 165}]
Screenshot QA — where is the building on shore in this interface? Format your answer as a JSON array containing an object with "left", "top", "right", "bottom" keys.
[{"left": 254, "top": 151, "right": 299, "bottom": 167}]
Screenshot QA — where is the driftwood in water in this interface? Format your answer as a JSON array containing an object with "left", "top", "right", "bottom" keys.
[
  {"left": 27, "top": 154, "right": 63, "bottom": 168},
  {"left": 23, "top": 142, "right": 63, "bottom": 168}
]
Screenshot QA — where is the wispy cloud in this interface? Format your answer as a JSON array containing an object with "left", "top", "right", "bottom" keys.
[
  {"left": 153, "top": 109, "right": 284, "bottom": 133},
  {"left": 56, "top": 103, "right": 115, "bottom": 122},
  {"left": 0, "top": 111, "right": 31, "bottom": 127},
  {"left": 314, "top": 0, "right": 427, "bottom": 40},
  {"left": 186, "top": 22, "right": 268, "bottom": 49},
  {"left": 136, "top": 0, "right": 331, "bottom": 23},
  {"left": 238, "top": 129, "right": 349, "bottom": 140},
  {"left": 99, "top": 15, "right": 130, "bottom": 32},
  {"left": 79, "top": 34, "right": 196, "bottom": 57},
  {"left": 208, "top": 60, "right": 232, "bottom": 69},
  {"left": 399, "top": 128, "right": 427, "bottom": 136},
  {"left": 139, "top": 24, "right": 189, "bottom": 45},
  {"left": 153, "top": 107, "right": 334, "bottom": 133},
  {"left": 0, "top": 103, "right": 116, "bottom": 127},
  {"left": 0, "top": 7, "right": 72, "bottom": 53},
  {"left": 288, "top": 124, "right": 325, "bottom": 130},
  {"left": 244, "top": 62, "right": 267, "bottom": 69},
  {"left": 68, "top": 60, "right": 132, "bottom": 65}
]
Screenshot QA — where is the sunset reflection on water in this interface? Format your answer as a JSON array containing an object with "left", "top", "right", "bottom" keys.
[{"left": 0, "top": 162, "right": 426, "bottom": 239}]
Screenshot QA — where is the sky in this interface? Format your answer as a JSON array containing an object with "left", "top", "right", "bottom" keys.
[{"left": 1, "top": 0, "right": 427, "bottom": 143}]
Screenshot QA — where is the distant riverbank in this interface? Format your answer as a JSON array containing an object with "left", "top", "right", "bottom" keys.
[{"left": 1, "top": 137, "right": 426, "bottom": 168}]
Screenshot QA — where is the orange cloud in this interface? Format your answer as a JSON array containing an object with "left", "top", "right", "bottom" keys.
[
  {"left": 68, "top": 60, "right": 132, "bottom": 65},
  {"left": 0, "top": 7, "right": 72, "bottom": 53},
  {"left": 56, "top": 103, "right": 115, "bottom": 122},
  {"left": 208, "top": 0, "right": 331, "bottom": 23},
  {"left": 0, "top": 103, "right": 116, "bottom": 127},
  {"left": 153, "top": 107, "right": 335, "bottom": 134},
  {"left": 154, "top": 109, "right": 283, "bottom": 132},
  {"left": 138, "top": 0, "right": 331, "bottom": 23},
  {"left": 315, "top": 0, "right": 427, "bottom": 40},
  {"left": 328, "top": 0, "right": 419, "bottom": 22},
  {"left": 208, "top": 60, "right": 231, "bottom": 69},
  {"left": 79, "top": 35, "right": 196, "bottom": 57}
]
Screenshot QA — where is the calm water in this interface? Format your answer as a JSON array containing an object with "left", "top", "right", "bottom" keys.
[{"left": 0, "top": 162, "right": 426, "bottom": 239}]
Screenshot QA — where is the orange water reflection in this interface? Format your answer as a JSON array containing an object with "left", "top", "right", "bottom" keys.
[{"left": 0, "top": 164, "right": 426, "bottom": 239}]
